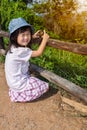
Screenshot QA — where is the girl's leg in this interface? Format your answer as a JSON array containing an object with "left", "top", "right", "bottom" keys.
[{"left": 9, "top": 77, "right": 49, "bottom": 102}]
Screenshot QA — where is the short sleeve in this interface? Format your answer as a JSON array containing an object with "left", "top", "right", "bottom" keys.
[{"left": 11, "top": 47, "right": 32, "bottom": 62}]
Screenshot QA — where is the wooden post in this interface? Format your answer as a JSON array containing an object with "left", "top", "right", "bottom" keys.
[
  {"left": 0, "top": 49, "right": 6, "bottom": 55},
  {"left": 30, "top": 63, "right": 87, "bottom": 104}
]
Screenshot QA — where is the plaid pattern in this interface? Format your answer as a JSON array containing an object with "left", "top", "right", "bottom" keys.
[{"left": 9, "top": 77, "right": 49, "bottom": 102}]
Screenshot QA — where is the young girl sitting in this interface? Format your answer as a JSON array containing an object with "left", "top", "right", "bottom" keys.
[{"left": 5, "top": 17, "right": 49, "bottom": 102}]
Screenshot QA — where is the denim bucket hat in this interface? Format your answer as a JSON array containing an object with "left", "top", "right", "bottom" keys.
[{"left": 8, "top": 17, "right": 34, "bottom": 35}]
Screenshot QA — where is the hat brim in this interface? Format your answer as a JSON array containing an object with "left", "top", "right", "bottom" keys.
[{"left": 10, "top": 24, "right": 34, "bottom": 35}]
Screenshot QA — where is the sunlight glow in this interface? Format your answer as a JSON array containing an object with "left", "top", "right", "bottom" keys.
[
  {"left": 77, "top": 0, "right": 87, "bottom": 5},
  {"left": 77, "top": 0, "right": 87, "bottom": 12}
]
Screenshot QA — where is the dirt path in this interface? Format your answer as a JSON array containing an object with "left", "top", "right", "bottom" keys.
[{"left": 0, "top": 63, "right": 87, "bottom": 130}]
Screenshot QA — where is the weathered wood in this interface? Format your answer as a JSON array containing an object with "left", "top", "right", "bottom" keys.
[
  {"left": 0, "top": 30, "right": 9, "bottom": 37},
  {"left": 62, "top": 97, "right": 87, "bottom": 114},
  {"left": 0, "top": 49, "right": 6, "bottom": 55},
  {"left": 0, "top": 30, "right": 87, "bottom": 55},
  {"left": 47, "top": 39, "right": 87, "bottom": 55},
  {"left": 30, "top": 63, "right": 87, "bottom": 104}
]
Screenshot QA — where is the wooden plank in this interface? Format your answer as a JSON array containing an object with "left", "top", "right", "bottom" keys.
[
  {"left": 0, "top": 49, "right": 6, "bottom": 55},
  {"left": 62, "top": 97, "right": 87, "bottom": 114},
  {"left": 30, "top": 63, "right": 87, "bottom": 104},
  {"left": 0, "top": 30, "right": 9, "bottom": 37},
  {"left": 47, "top": 39, "right": 87, "bottom": 55}
]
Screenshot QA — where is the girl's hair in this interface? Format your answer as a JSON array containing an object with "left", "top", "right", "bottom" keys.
[{"left": 7, "top": 26, "right": 33, "bottom": 53}]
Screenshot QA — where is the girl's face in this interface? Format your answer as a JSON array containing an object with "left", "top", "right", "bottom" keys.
[{"left": 17, "top": 30, "right": 31, "bottom": 47}]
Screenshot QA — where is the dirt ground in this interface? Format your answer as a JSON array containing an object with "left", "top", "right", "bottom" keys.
[{"left": 0, "top": 63, "right": 87, "bottom": 130}]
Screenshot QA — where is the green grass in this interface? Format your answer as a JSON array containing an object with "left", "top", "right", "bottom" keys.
[
  {"left": 0, "top": 56, "right": 5, "bottom": 63},
  {"left": 30, "top": 46, "right": 87, "bottom": 89}
]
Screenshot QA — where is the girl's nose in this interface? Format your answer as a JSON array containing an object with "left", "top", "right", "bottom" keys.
[{"left": 24, "top": 35, "right": 28, "bottom": 40}]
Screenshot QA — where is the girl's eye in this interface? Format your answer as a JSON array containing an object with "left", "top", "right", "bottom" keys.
[
  {"left": 21, "top": 34, "right": 25, "bottom": 37},
  {"left": 22, "top": 33, "right": 30, "bottom": 37}
]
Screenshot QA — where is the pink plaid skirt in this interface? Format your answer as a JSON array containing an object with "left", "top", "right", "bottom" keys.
[{"left": 9, "top": 77, "right": 49, "bottom": 102}]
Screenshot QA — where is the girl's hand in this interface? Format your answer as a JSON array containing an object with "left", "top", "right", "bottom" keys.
[
  {"left": 42, "top": 30, "right": 49, "bottom": 41},
  {"left": 31, "top": 30, "right": 49, "bottom": 57},
  {"left": 32, "top": 30, "right": 42, "bottom": 39}
]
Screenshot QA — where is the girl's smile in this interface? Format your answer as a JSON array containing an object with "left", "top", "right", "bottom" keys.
[{"left": 17, "top": 30, "right": 31, "bottom": 47}]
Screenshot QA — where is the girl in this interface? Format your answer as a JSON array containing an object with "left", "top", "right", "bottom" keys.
[{"left": 5, "top": 17, "right": 49, "bottom": 102}]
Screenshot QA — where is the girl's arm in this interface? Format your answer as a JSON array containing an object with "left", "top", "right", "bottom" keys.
[{"left": 31, "top": 30, "right": 49, "bottom": 57}]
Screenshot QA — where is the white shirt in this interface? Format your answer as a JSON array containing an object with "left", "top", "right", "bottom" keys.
[{"left": 5, "top": 46, "right": 32, "bottom": 92}]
